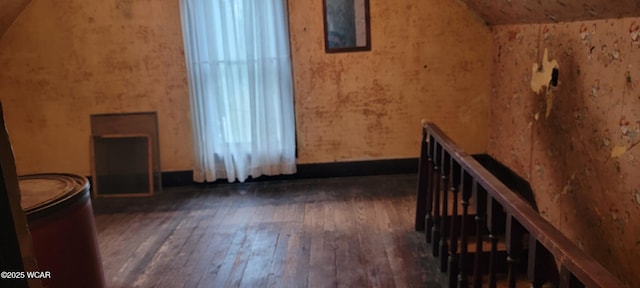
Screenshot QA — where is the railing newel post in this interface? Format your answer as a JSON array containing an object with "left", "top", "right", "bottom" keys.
[{"left": 415, "top": 125, "right": 429, "bottom": 232}]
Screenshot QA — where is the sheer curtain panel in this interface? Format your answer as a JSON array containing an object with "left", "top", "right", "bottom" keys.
[{"left": 180, "top": 0, "right": 297, "bottom": 183}]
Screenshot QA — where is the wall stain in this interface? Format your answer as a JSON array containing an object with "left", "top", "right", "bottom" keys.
[
  {"left": 290, "top": 0, "right": 493, "bottom": 163},
  {"left": 116, "top": 0, "right": 134, "bottom": 19},
  {"left": 490, "top": 18, "right": 640, "bottom": 287}
]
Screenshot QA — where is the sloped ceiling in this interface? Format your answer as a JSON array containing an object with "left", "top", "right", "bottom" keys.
[
  {"left": 459, "top": 0, "right": 640, "bottom": 25},
  {"left": 3, "top": 1, "right": 638, "bottom": 38},
  {"left": 0, "top": 0, "right": 30, "bottom": 38}
]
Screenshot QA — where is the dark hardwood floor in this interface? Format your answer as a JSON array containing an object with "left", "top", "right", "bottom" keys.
[{"left": 92, "top": 174, "right": 446, "bottom": 288}]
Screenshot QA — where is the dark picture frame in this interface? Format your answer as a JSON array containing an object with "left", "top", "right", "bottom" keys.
[{"left": 323, "top": 0, "right": 371, "bottom": 53}]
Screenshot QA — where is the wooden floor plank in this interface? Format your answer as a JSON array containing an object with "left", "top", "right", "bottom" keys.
[
  {"left": 280, "top": 229, "right": 307, "bottom": 288},
  {"left": 333, "top": 199, "right": 368, "bottom": 288},
  {"left": 203, "top": 228, "right": 249, "bottom": 288},
  {"left": 93, "top": 174, "right": 447, "bottom": 288},
  {"left": 181, "top": 195, "right": 235, "bottom": 287},
  {"left": 210, "top": 209, "right": 255, "bottom": 288},
  {"left": 157, "top": 197, "right": 224, "bottom": 287},
  {"left": 306, "top": 200, "right": 328, "bottom": 288},
  {"left": 132, "top": 217, "right": 197, "bottom": 287},
  {"left": 266, "top": 201, "right": 304, "bottom": 288},
  {"left": 238, "top": 205, "right": 279, "bottom": 288},
  {"left": 264, "top": 224, "right": 293, "bottom": 288},
  {"left": 356, "top": 200, "right": 396, "bottom": 288}
]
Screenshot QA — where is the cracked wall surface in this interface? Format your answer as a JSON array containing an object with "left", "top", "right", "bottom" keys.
[{"left": 489, "top": 18, "right": 640, "bottom": 287}]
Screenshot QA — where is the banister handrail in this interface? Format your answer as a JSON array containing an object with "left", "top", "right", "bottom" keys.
[
  {"left": 423, "top": 121, "right": 622, "bottom": 288},
  {"left": 422, "top": 120, "right": 468, "bottom": 159}
]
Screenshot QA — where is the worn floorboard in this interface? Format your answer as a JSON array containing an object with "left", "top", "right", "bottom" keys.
[{"left": 93, "top": 174, "right": 446, "bottom": 288}]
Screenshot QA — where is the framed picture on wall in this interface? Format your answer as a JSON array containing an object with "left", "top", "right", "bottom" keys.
[{"left": 323, "top": 0, "right": 371, "bottom": 53}]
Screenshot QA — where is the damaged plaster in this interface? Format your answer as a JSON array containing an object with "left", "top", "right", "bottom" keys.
[
  {"left": 490, "top": 18, "right": 640, "bottom": 287},
  {"left": 530, "top": 48, "right": 559, "bottom": 118},
  {"left": 531, "top": 48, "right": 559, "bottom": 94}
]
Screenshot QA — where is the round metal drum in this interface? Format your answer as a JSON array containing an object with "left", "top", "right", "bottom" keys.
[{"left": 19, "top": 173, "right": 105, "bottom": 288}]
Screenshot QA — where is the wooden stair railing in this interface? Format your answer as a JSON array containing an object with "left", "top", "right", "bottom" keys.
[{"left": 415, "top": 122, "right": 622, "bottom": 288}]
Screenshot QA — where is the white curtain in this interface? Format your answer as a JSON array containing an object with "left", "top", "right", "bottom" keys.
[{"left": 180, "top": 0, "right": 297, "bottom": 183}]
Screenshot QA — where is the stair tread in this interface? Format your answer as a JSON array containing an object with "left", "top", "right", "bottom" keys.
[
  {"left": 437, "top": 234, "right": 509, "bottom": 254},
  {"left": 456, "top": 236, "right": 507, "bottom": 253},
  {"left": 487, "top": 273, "right": 531, "bottom": 288}
]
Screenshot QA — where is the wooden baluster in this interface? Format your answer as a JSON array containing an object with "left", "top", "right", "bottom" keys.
[
  {"left": 528, "top": 238, "right": 546, "bottom": 288},
  {"left": 448, "top": 161, "right": 462, "bottom": 288},
  {"left": 472, "top": 223, "right": 482, "bottom": 288},
  {"left": 439, "top": 151, "right": 451, "bottom": 271},
  {"left": 559, "top": 266, "right": 584, "bottom": 288},
  {"left": 488, "top": 234, "right": 498, "bottom": 288},
  {"left": 472, "top": 185, "right": 487, "bottom": 288},
  {"left": 457, "top": 173, "right": 473, "bottom": 288},
  {"left": 506, "top": 215, "right": 524, "bottom": 288},
  {"left": 417, "top": 123, "right": 624, "bottom": 288},
  {"left": 425, "top": 135, "right": 436, "bottom": 243},
  {"left": 486, "top": 197, "right": 504, "bottom": 288},
  {"left": 431, "top": 143, "right": 442, "bottom": 256},
  {"left": 528, "top": 237, "right": 558, "bottom": 288},
  {"left": 415, "top": 127, "right": 429, "bottom": 231}
]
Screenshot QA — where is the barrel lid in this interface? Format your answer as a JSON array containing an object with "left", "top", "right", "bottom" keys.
[{"left": 18, "top": 173, "right": 89, "bottom": 215}]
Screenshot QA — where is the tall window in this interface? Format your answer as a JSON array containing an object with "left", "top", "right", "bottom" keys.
[{"left": 180, "top": 0, "right": 296, "bottom": 182}]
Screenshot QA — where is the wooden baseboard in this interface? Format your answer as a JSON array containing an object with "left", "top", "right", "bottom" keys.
[
  {"left": 133, "top": 158, "right": 419, "bottom": 187},
  {"left": 296, "top": 158, "right": 418, "bottom": 179}
]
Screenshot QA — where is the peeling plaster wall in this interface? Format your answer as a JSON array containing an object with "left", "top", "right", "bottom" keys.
[
  {"left": 489, "top": 18, "right": 640, "bottom": 286},
  {"left": 0, "top": 0, "right": 192, "bottom": 175},
  {"left": 289, "top": 0, "right": 492, "bottom": 164}
]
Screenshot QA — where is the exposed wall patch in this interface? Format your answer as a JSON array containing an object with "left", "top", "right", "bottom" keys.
[
  {"left": 530, "top": 48, "right": 559, "bottom": 118},
  {"left": 611, "top": 145, "right": 628, "bottom": 158},
  {"left": 630, "top": 21, "right": 640, "bottom": 46},
  {"left": 633, "top": 190, "right": 640, "bottom": 206},
  {"left": 531, "top": 48, "right": 559, "bottom": 94}
]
